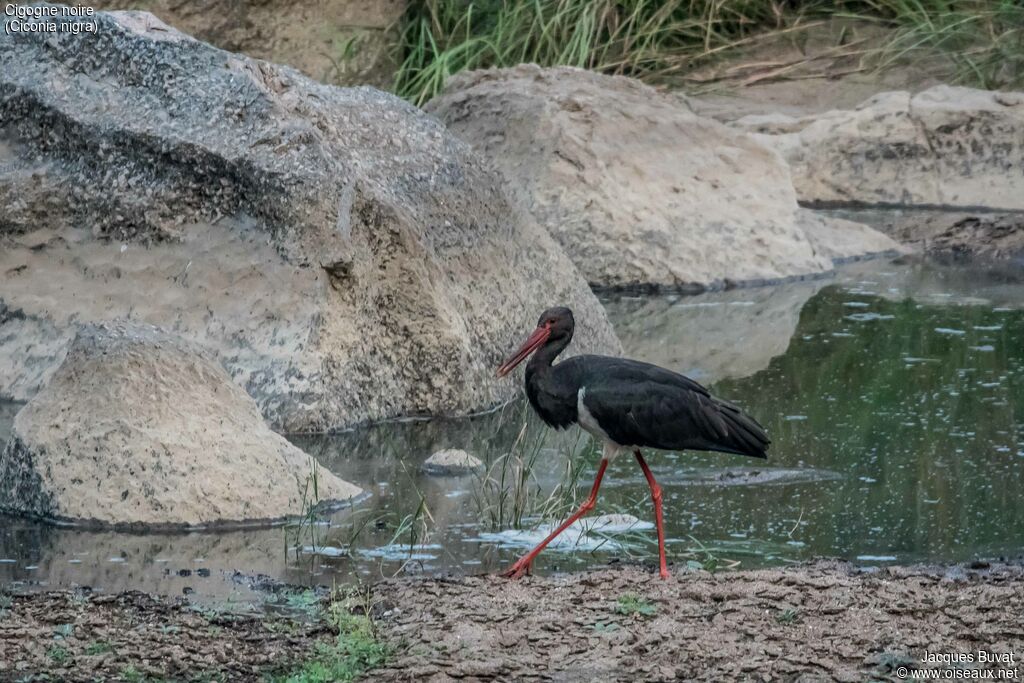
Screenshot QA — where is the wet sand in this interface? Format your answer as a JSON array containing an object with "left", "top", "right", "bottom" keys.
[{"left": 2, "top": 561, "right": 1022, "bottom": 681}]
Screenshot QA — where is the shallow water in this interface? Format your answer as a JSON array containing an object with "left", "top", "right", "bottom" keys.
[{"left": 1, "top": 257, "right": 1023, "bottom": 604}]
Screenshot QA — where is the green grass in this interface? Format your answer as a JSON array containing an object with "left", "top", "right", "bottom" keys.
[
  {"left": 393, "top": 0, "right": 790, "bottom": 105},
  {"left": 119, "top": 666, "right": 145, "bottom": 683},
  {"left": 0, "top": 592, "right": 12, "bottom": 620},
  {"left": 776, "top": 607, "right": 801, "bottom": 625},
  {"left": 283, "top": 589, "right": 322, "bottom": 616},
  {"left": 614, "top": 593, "right": 658, "bottom": 617},
  {"left": 392, "top": 0, "right": 1024, "bottom": 105},
  {"left": 847, "top": 0, "right": 1024, "bottom": 89},
  {"left": 84, "top": 640, "right": 114, "bottom": 656},
  {"left": 46, "top": 645, "right": 70, "bottom": 664},
  {"left": 272, "top": 591, "right": 390, "bottom": 683}
]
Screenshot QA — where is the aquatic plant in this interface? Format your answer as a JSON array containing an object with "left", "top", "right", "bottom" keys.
[
  {"left": 283, "top": 460, "right": 327, "bottom": 565},
  {"left": 470, "top": 401, "right": 598, "bottom": 531},
  {"left": 389, "top": 495, "right": 434, "bottom": 560}
]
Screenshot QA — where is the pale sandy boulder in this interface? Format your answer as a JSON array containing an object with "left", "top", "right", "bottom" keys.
[
  {"left": 738, "top": 86, "right": 1024, "bottom": 210},
  {"left": 421, "top": 449, "right": 483, "bottom": 476},
  {"left": 0, "top": 13, "right": 620, "bottom": 433},
  {"left": 0, "top": 322, "right": 362, "bottom": 528},
  {"left": 427, "top": 65, "right": 896, "bottom": 290}
]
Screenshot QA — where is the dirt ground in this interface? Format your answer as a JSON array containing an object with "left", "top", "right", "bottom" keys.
[
  {"left": 0, "top": 589, "right": 333, "bottom": 681},
  {"left": 2, "top": 561, "right": 1023, "bottom": 682},
  {"left": 372, "top": 561, "right": 1024, "bottom": 682}
]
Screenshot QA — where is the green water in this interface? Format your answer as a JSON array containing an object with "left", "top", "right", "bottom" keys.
[
  {"left": 1, "top": 258, "right": 1022, "bottom": 602},
  {"left": 712, "top": 287, "right": 1023, "bottom": 562}
]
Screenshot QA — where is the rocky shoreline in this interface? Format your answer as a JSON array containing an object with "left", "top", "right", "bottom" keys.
[{"left": 1, "top": 560, "right": 1022, "bottom": 681}]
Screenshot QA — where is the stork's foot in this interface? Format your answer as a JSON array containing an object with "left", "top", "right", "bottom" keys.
[
  {"left": 658, "top": 567, "right": 670, "bottom": 580},
  {"left": 500, "top": 559, "right": 532, "bottom": 579}
]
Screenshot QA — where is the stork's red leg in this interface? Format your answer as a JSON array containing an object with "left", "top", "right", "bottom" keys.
[
  {"left": 635, "top": 450, "right": 670, "bottom": 579},
  {"left": 500, "top": 458, "right": 609, "bottom": 579}
]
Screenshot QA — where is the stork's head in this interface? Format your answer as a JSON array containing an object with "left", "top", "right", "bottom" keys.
[{"left": 496, "top": 306, "right": 574, "bottom": 377}]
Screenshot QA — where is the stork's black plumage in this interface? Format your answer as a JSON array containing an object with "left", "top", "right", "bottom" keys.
[
  {"left": 529, "top": 355, "right": 769, "bottom": 458},
  {"left": 496, "top": 306, "right": 770, "bottom": 579}
]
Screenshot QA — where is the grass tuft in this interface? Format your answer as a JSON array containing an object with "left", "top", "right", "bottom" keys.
[
  {"left": 84, "top": 640, "right": 114, "bottom": 656},
  {"left": 471, "top": 405, "right": 596, "bottom": 531},
  {"left": 273, "top": 589, "right": 390, "bottom": 683},
  {"left": 393, "top": 0, "right": 790, "bottom": 105},
  {"left": 392, "top": 0, "right": 1024, "bottom": 105},
  {"left": 848, "top": 0, "right": 1024, "bottom": 89},
  {"left": 119, "top": 666, "right": 145, "bottom": 683},
  {"left": 46, "top": 645, "right": 70, "bottom": 664},
  {"left": 284, "top": 460, "right": 329, "bottom": 569},
  {"left": 615, "top": 593, "right": 658, "bottom": 617},
  {"left": 776, "top": 607, "right": 801, "bottom": 624}
]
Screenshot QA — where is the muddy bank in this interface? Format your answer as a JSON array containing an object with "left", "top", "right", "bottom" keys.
[
  {"left": 3, "top": 561, "right": 1023, "bottom": 681},
  {"left": 372, "top": 562, "right": 1024, "bottom": 681},
  {"left": 0, "top": 589, "right": 334, "bottom": 681}
]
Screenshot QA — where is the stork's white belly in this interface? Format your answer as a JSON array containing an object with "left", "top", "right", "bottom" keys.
[{"left": 577, "top": 387, "right": 626, "bottom": 461}]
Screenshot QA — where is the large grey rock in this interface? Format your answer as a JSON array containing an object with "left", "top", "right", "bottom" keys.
[
  {"left": 0, "top": 322, "right": 362, "bottom": 528},
  {"left": 426, "top": 65, "right": 896, "bottom": 291},
  {"left": 737, "top": 86, "right": 1024, "bottom": 210},
  {"left": 0, "top": 10, "right": 619, "bottom": 432}
]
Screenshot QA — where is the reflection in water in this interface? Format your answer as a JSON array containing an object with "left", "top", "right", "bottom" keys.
[
  {"left": 0, "top": 400, "right": 17, "bottom": 444},
  {"left": 603, "top": 277, "right": 827, "bottom": 385},
  {"left": 1, "top": 258, "right": 1023, "bottom": 602}
]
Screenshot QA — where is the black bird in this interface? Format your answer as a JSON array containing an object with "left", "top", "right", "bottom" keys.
[{"left": 496, "top": 306, "right": 769, "bottom": 579}]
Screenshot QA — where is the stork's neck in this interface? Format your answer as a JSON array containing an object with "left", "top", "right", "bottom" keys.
[
  {"left": 526, "top": 334, "right": 571, "bottom": 375},
  {"left": 523, "top": 333, "right": 578, "bottom": 431}
]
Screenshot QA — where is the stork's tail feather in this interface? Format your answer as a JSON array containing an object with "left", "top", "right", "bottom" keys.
[{"left": 713, "top": 399, "right": 770, "bottom": 459}]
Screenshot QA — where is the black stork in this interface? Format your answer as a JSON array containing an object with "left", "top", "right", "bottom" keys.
[{"left": 496, "top": 306, "right": 770, "bottom": 579}]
